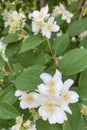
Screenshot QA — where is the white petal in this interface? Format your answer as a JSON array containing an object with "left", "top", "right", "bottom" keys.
[
  {"left": 63, "top": 79, "right": 74, "bottom": 91},
  {"left": 38, "top": 83, "right": 47, "bottom": 94},
  {"left": 53, "top": 69, "right": 62, "bottom": 80},
  {"left": 41, "top": 5, "right": 49, "bottom": 15},
  {"left": 40, "top": 73, "right": 52, "bottom": 84},
  {"left": 52, "top": 24, "right": 60, "bottom": 32},
  {"left": 48, "top": 115, "right": 56, "bottom": 124},
  {"left": 55, "top": 79, "right": 63, "bottom": 92},
  {"left": 38, "top": 106, "right": 48, "bottom": 120},
  {"left": 31, "top": 11, "right": 39, "bottom": 19},
  {"left": 61, "top": 103, "right": 72, "bottom": 114},
  {"left": 69, "top": 91, "right": 79, "bottom": 103},
  {"left": 67, "top": 18, "right": 71, "bottom": 23},
  {"left": 45, "top": 31, "right": 51, "bottom": 39},
  {"left": 20, "top": 100, "right": 28, "bottom": 109},
  {"left": 55, "top": 108, "right": 67, "bottom": 123},
  {"left": 47, "top": 17, "right": 55, "bottom": 23},
  {"left": 15, "top": 90, "right": 24, "bottom": 97}
]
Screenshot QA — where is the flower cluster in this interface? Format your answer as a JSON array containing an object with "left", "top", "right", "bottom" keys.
[
  {"left": 29, "top": 5, "right": 60, "bottom": 39},
  {"left": 52, "top": 3, "right": 73, "bottom": 23},
  {"left": 2, "top": 10, "right": 26, "bottom": 34},
  {"left": 15, "top": 69, "right": 79, "bottom": 124},
  {"left": 10, "top": 115, "right": 37, "bottom": 130},
  {"left": 0, "top": 41, "right": 8, "bottom": 62}
]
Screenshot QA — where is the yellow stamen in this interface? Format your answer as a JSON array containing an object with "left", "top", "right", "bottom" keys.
[
  {"left": 47, "top": 24, "right": 52, "bottom": 31},
  {"left": 62, "top": 92, "right": 70, "bottom": 101},
  {"left": 45, "top": 103, "right": 54, "bottom": 113},
  {"left": 48, "top": 88, "right": 55, "bottom": 94},
  {"left": 39, "top": 13, "right": 44, "bottom": 19},
  {"left": 36, "top": 22, "right": 43, "bottom": 29},
  {"left": 48, "top": 79, "right": 55, "bottom": 87},
  {"left": 25, "top": 96, "right": 34, "bottom": 103}
]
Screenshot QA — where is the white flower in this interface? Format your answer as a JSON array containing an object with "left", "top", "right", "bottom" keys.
[
  {"left": 11, "top": 116, "right": 23, "bottom": 130},
  {"left": 15, "top": 91, "right": 39, "bottom": 109},
  {"left": 32, "top": 21, "right": 44, "bottom": 35},
  {"left": 30, "top": 5, "right": 49, "bottom": 21},
  {"left": 79, "top": 30, "right": 87, "bottom": 41},
  {"left": 60, "top": 79, "right": 79, "bottom": 114},
  {"left": 34, "top": 94, "right": 67, "bottom": 124},
  {"left": 58, "top": 3, "right": 66, "bottom": 15},
  {"left": 38, "top": 69, "right": 63, "bottom": 95},
  {"left": 52, "top": 6, "right": 61, "bottom": 17},
  {"left": 3, "top": 10, "right": 26, "bottom": 33},
  {"left": 61, "top": 79, "right": 79, "bottom": 103},
  {"left": 36, "top": 69, "right": 79, "bottom": 124},
  {"left": 42, "top": 17, "right": 60, "bottom": 39},
  {"left": 62, "top": 10, "right": 73, "bottom": 23}
]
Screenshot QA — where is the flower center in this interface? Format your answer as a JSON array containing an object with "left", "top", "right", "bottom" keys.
[
  {"left": 36, "top": 22, "right": 43, "bottom": 29},
  {"left": 39, "top": 13, "right": 44, "bottom": 19},
  {"left": 25, "top": 96, "right": 34, "bottom": 103},
  {"left": 48, "top": 88, "right": 55, "bottom": 94},
  {"left": 48, "top": 79, "right": 55, "bottom": 87},
  {"left": 62, "top": 92, "right": 70, "bottom": 101},
  {"left": 45, "top": 103, "right": 54, "bottom": 113},
  {"left": 47, "top": 24, "right": 52, "bottom": 31}
]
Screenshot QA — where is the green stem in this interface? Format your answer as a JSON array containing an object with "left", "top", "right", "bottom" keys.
[
  {"left": 6, "top": 61, "right": 13, "bottom": 73},
  {"left": 46, "top": 38, "right": 58, "bottom": 67}
]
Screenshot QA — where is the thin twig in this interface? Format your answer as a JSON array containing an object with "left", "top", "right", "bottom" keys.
[
  {"left": 76, "top": 0, "right": 85, "bottom": 15},
  {"left": 45, "top": 38, "right": 58, "bottom": 68},
  {"left": 79, "top": 0, "right": 87, "bottom": 19},
  {"left": 40, "top": 0, "right": 45, "bottom": 8}
]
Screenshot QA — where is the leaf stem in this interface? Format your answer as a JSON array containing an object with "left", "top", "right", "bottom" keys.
[
  {"left": 6, "top": 61, "right": 13, "bottom": 73},
  {"left": 45, "top": 38, "right": 58, "bottom": 67}
]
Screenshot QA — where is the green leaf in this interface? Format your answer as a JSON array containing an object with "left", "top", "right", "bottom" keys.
[
  {"left": 0, "top": 56, "right": 4, "bottom": 68},
  {"left": 76, "top": 116, "right": 87, "bottom": 130},
  {"left": 59, "top": 48, "right": 87, "bottom": 75},
  {"left": 79, "top": 37, "right": 87, "bottom": 48},
  {"left": 2, "top": 34, "right": 19, "bottom": 44},
  {"left": 63, "top": 104, "right": 83, "bottom": 130},
  {"left": 0, "top": 86, "right": 17, "bottom": 104},
  {"left": 37, "top": 119, "right": 62, "bottom": 130},
  {"left": 33, "top": 53, "right": 51, "bottom": 65},
  {"left": 52, "top": 33, "right": 69, "bottom": 56},
  {"left": 67, "top": 17, "right": 87, "bottom": 36},
  {"left": 20, "top": 35, "right": 44, "bottom": 53},
  {"left": 0, "top": 101, "right": 19, "bottom": 119},
  {"left": 18, "top": 50, "right": 34, "bottom": 67},
  {"left": 14, "top": 65, "right": 45, "bottom": 91},
  {"left": 77, "top": 68, "right": 87, "bottom": 100}
]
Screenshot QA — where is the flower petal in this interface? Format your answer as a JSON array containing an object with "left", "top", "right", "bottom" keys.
[
  {"left": 63, "top": 79, "right": 74, "bottom": 91},
  {"left": 38, "top": 83, "right": 47, "bottom": 94},
  {"left": 40, "top": 73, "right": 52, "bottom": 84},
  {"left": 69, "top": 91, "right": 79, "bottom": 103}
]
